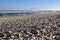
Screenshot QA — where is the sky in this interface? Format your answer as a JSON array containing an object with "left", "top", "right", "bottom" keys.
[{"left": 0, "top": 0, "right": 60, "bottom": 10}]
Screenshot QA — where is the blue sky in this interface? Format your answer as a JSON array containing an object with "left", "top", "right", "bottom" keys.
[{"left": 0, "top": 0, "right": 60, "bottom": 10}]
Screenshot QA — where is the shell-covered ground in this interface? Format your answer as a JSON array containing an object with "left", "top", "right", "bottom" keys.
[{"left": 0, "top": 11, "right": 60, "bottom": 40}]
